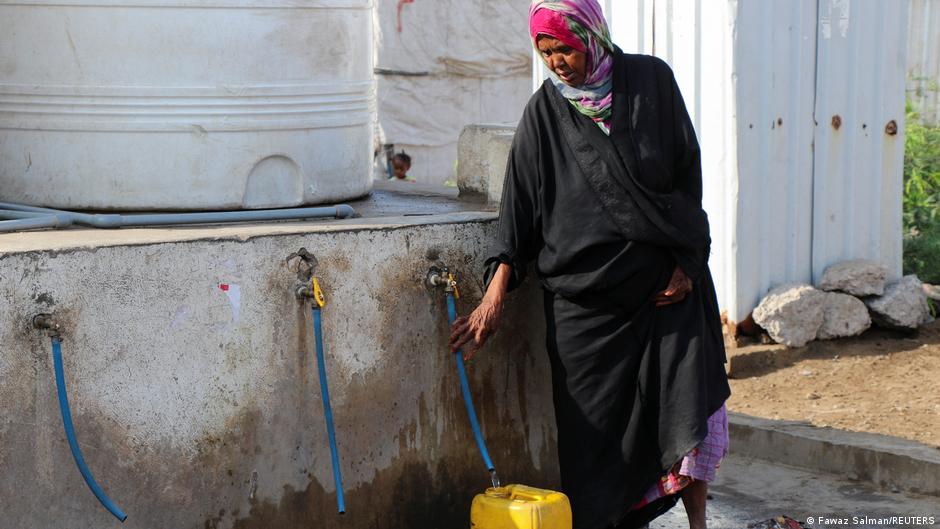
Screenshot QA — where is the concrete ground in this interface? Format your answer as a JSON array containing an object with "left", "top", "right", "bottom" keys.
[{"left": 652, "top": 455, "right": 940, "bottom": 529}]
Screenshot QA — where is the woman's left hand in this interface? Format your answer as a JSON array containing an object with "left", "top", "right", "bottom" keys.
[{"left": 654, "top": 265, "right": 693, "bottom": 306}]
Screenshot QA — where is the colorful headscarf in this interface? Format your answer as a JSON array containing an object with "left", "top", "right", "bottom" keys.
[{"left": 529, "top": 0, "right": 615, "bottom": 133}]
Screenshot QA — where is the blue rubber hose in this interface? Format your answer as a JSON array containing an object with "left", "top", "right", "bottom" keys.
[
  {"left": 311, "top": 307, "right": 346, "bottom": 514},
  {"left": 446, "top": 293, "right": 496, "bottom": 474},
  {"left": 51, "top": 337, "right": 128, "bottom": 522}
]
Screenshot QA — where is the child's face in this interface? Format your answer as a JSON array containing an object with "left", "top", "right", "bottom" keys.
[{"left": 393, "top": 158, "right": 411, "bottom": 179}]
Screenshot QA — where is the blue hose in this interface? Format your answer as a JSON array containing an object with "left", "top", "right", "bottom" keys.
[
  {"left": 446, "top": 293, "right": 496, "bottom": 473},
  {"left": 51, "top": 337, "right": 128, "bottom": 522},
  {"left": 311, "top": 307, "right": 346, "bottom": 514}
]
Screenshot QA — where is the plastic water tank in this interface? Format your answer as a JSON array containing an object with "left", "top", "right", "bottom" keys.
[{"left": 0, "top": 0, "right": 374, "bottom": 210}]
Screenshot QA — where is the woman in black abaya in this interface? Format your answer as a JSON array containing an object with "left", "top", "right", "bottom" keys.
[{"left": 448, "top": 1, "right": 731, "bottom": 529}]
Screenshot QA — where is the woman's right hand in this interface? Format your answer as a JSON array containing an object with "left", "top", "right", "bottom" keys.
[
  {"left": 448, "top": 262, "right": 512, "bottom": 361},
  {"left": 448, "top": 295, "right": 504, "bottom": 361}
]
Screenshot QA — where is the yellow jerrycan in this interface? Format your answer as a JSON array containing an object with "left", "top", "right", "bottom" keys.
[{"left": 470, "top": 484, "right": 572, "bottom": 529}]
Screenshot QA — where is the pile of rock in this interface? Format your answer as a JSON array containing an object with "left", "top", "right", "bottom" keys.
[{"left": 752, "top": 260, "right": 934, "bottom": 347}]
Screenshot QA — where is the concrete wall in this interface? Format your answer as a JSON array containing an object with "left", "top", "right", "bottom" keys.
[
  {"left": 0, "top": 214, "right": 558, "bottom": 528},
  {"left": 456, "top": 124, "right": 516, "bottom": 206}
]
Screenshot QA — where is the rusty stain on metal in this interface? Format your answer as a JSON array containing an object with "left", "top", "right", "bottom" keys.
[
  {"left": 831, "top": 115, "right": 842, "bottom": 130},
  {"left": 885, "top": 120, "right": 898, "bottom": 135},
  {"left": 777, "top": 118, "right": 783, "bottom": 127}
]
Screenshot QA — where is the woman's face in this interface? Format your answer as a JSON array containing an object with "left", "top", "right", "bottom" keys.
[{"left": 537, "top": 36, "right": 587, "bottom": 87}]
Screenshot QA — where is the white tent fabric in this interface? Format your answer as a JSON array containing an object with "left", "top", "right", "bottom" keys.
[{"left": 373, "top": 0, "right": 534, "bottom": 184}]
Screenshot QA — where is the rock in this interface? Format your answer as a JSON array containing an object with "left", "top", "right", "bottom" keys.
[
  {"left": 818, "top": 259, "right": 888, "bottom": 296},
  {"left": 924, "top": 283, "right": 940, "bottom": 301},
  {"left": 817, "top": 292, "right": 872, "bottom": 340},
  {"left": 864, "top": 275, "right": 932, "bottom": 330},
  {"left": 752, "top": 284, "right": 826, "bottom": 347}
]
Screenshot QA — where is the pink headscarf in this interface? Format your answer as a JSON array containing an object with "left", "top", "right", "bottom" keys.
[
  {"left": 528, "top": 0, "right": 615, "bottom": 133},
  {"left": 529, "top": 8, "right": 586, "bottom": 53}
]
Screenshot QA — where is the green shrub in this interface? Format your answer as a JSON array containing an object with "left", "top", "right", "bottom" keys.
[
  {"left": 902, "top": 101, "right": 940, "bottom": 283},
  {"left": 903, "top": 222, "right": 940, "bottom": 284}
]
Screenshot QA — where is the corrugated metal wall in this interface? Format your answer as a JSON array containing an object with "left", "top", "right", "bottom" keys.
[
  {"left": 541, "top": 1, "right": 909, "bottom": 322},
  {"left": 908, "top": 0, "right": 940, "bottom": 124},
  {"left": 608, "top": 0, "right": 820, "bottom": 322},
  {"left": 732, "top": 1, "right": 820, "bottom": 321},
  {"left": 608, "top": 0, "right": 743, "bottom": 323},
  {"left": 638, "top": 0, "right": 908, "bottom": 322},
  {"left": 812, "top": 0, "right": 908, "bottom": 286}
]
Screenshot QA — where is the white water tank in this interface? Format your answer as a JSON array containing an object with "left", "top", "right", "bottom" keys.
[{"left": 0, "top": 0, "right": 374, "bottom": 210}]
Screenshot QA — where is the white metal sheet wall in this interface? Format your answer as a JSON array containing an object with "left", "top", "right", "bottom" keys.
[
  {"left": 542, "top": 0, "right": 908, "bottom": 322},
  {"left": 908, "top": 0, "right": 940, "bottom": 124},
  {"left": 608, "top": 0, "right": 742, "bottom": 320},
  {"left": 812, "top": 0, "right": 908, "bottom": 284},
  {"left": 733, "top": 1, "right": 819, "bottom": 320},
  {"left": 608, "top": 0, "right": 810, "bottom": 322}
]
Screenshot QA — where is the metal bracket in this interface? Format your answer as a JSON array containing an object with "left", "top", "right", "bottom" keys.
[{"left": 286, "top": 247, "right": 318, "bottom": 282}]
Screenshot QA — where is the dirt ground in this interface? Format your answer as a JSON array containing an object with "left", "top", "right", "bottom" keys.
[{"left": 726, "top": 319, "right": 940, "bottom": 448}]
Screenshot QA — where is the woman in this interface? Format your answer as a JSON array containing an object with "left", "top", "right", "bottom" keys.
[{"left": 448, "top": 1, "right": 731, "bottom": 528}]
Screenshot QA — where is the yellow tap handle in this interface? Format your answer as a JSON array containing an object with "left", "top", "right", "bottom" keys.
[
  {"left": 447, "top": 272, "right": 460, "bottom": 299},
  {"left": 312, "top": 277, "right": 326, "bottom": 308}
]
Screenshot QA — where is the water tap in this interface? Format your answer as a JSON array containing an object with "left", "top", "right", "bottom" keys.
[
  {"left": 32, "top": 313, "right": 60, "bottom": 338},
  {"left": 297, "top": 277, "right": 326, "bottom": 308},
  {"left": 426, "top": 266, "right": 458, "bottom": 297},
  {"left": 427, "top": 266, "right": 448, "bottom": 289},
  {"left": 288, "top": 248, "right": 322, "bottom": 301}
]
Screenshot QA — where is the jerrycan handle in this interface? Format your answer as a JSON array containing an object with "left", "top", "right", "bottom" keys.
[{"left": 510, "top": 488, "right": 547, "bottom": 502}]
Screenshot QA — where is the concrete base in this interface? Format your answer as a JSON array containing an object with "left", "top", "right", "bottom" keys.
[
  {"left": 0, "top": 212, "right": 558, "bottom": 528},
  {"left": 729, "top": 413, "right": 940, "bottom": 497},
  {"left": 654, "top": 454, "right": 940, "bottom": 529},
  {"left": 456, "top": 124, "right": 516, "bottom": 205}
]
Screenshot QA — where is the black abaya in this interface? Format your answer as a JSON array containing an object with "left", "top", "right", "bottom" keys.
[{"left": 484, "top": 50, "right": 731, "bottom": 529}]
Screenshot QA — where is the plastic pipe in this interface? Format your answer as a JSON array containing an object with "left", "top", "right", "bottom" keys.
[
  {"left": 0, "top": 202, "right": 122, "bottom": 228},
  {"left": 311, "top": 307, "right": 346, "bottom": 514},
  {"left": 0, "top": 202, "right": 356, "bottom": 230},
  {"left": 0, "top": 209, "right": 54, "bottom": 218},
  {"left": 51, "top": 337, "right": 128, "bottom": 522},
  {"left": 0, "top": 209, "right": 74, "bottom": 232},
  {"left": 446, "top": 293, "right": 497, "bottom": 475},
  {"left": 119, "top": 205, "right": 357, "bottom": 225},
  {"left": 0, "top": 216, "right": 68, "bottom": 232}
]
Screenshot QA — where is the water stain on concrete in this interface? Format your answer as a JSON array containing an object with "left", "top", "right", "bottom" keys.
[
  {"left": 225, "top": 377, "right": 556, "bottom": 529},
  {"left": 32, "top": 291, "right": 55, "bottom": 306},
  {"left": 217, "top": 248, "right": 557, "bottom": 528}
]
